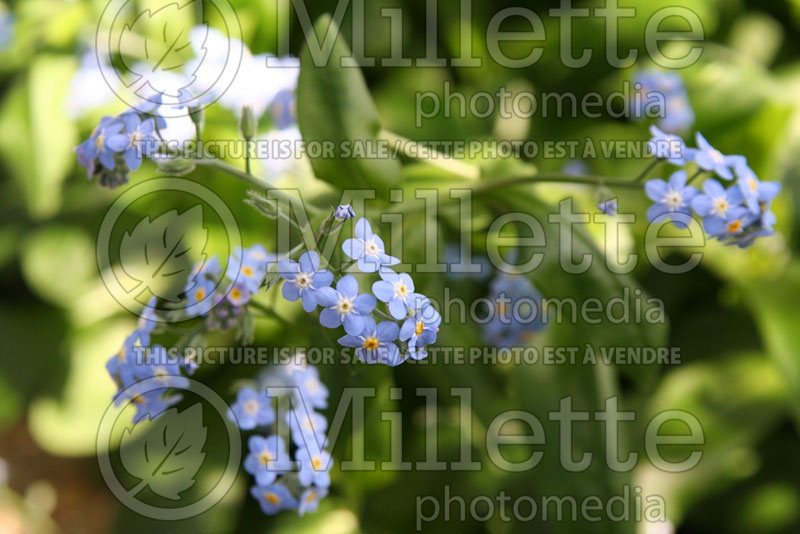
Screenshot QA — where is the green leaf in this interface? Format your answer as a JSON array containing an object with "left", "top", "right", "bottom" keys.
[
  {"left": 120, "top": 404, "right": 208, "bottom": 500},
  {"left": 296, "top": 15, "right": 401, "bottom": 192},
  {"left": 0, "top": 54, "right": 78, "bottom": 218}
]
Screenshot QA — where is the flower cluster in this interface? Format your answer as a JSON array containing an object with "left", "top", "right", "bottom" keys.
[
  {"left": 74, "top": 97, "right": 164, "bottom": 188},
  {"left": 645, "top": 132, "right": 781, "bottom": 247},
  {"left": 228, "top": 360, "right": 332, "bottom": 516},
  {"left": 184, "top": 245, "right": 275, "bottom": 330},
  {"left": 631, "top": 70, "right": 694, "bottom": 133},
  {"left": 277, "top": 217, "right": 442, "bottom": 367},
  {"left": 105, "top": 297, "right": 195, "bottom": 423},
  {"left": 482, "top": 273, "right": 547, "bottom": 348}
]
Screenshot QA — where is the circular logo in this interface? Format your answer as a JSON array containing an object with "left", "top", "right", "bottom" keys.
[
  {"left": 96, "top": 377, "right": 242, "bottom": 520},
  {"left": 95, "top": 0, "right": 244, "bottom": 116},
  {"left": 96, "top": 176, "right": 242, "bottom": 318}
]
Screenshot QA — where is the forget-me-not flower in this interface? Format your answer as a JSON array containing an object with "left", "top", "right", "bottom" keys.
[
  {"left": 691, "top": 178, "right": 744, "bottom": 220},
  {"left": 733, "top": 160, "right": 781, "bottom": 214},
  {"left": 686, "top": 133, "right": 738, "bottom": 180},
  {"left": 243, "top": 435, "right": 292, "bottom": 487},
  {"left": 371, "top": 270, "right": 425, "bottom": 320},
  {"left": 648, "top": 125, "right": 686, "bottom": 165},
  {"left": 342, "top": 218, "right": 400, "bottom": 273},
  {"left": 250, "top": 484, "right": 298, "bottom": 515},
  {"left": 296, "top": 447, "right": 332, "bottom": 488},
  {"left": 645, "top": 171, "right": 698, "bottom": 228},
  {"left": 287, "top": 409, "right": 328, "bottom": 448},
  {"left": 293, "top": 366, "right": 329, "bottom": 409},
  {"left": 227, "top": 387, "right": 274, "bottom": 430},
  {"left": 278, "top": 251, "right": 333, "bottom": 312},
  {"left": 399, "top": 302, "right": 441, "bottom": 360},
  {"left": 298, "top": 487, "right": 328, "bottom": 516},
  {"left": 315, "top": 275, "right": 376, "bottom": 335},
  {"left": 338, "top": 316, "right": 403, "bottom": 367}
]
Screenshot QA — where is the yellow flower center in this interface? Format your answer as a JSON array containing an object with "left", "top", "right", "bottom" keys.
[
  {"left": 244, "top": 400, "right": 259, "bottom": 414},
  {"left": 242, "top": 266, "right": 254, "bottom": 277},
  {"left": 363, "top": 337, "right": 379, "bottom": 350},
  {"left": 415, "top": 321, "right": 424, "bottom": 336},
  {"left": 95, "top": 133, "right": 106, "bottom": 150},
  {"left": 312, "top": 456, "right": 323, "bottom": 470},
  {"left": 305, "top": 491, "right": 317, "bottom": 503},
  {"left": 336, "top": 297, "right": 354, "bottom": 314},
  {"left": 231, "top": 288, "right": 242, "bottom": 300},
  {"left": 259, "top": 451, "right": 274, "bottom": 465},
  {"left": 748, "top": 178, "right": 758, "bottom": 193},
  {"left": 712, "top": 198, "right": 729, "bottom": 215},
  {"left": 727, "top": 220, "right": 743, "bottom": 233},
  {"left": 394, "top": 283, "right": 408, "bottom": 297},
  {"left": 195, "top": 288, "right": 206, "bottom": 301},
  {"left": 265, "top": 492, "right": 280, "bottom": 504}
]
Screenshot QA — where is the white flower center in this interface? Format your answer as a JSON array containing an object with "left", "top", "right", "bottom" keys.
[
  {"left": 710, "top": 149, "right": 724, "bottom": 164},
  {"left": 336, "top": 296, "right": 355, "bottom": 315},
  {"left": 393, "top": 282, "right": 408, "bottom": 298},
  {"left": 712, "top": 197, "right": 729, "bottom": 215},
  {"left": 748, "top": 178, "right": 758, "bottom": 193},
  {"left": 665, "top": 190, "right": 683, "bottom": 210},
  {"left": 296, "top": 272, "right": 311, "bottom": 289},
  {"left": 244, "top": 400, "right": 259, "bottom": 414},
  {"left": 95, "top": 133, "right": 106, "bottom": 150},
  {"left": 364, "top": 239, "right": 379, "bottom": 256}
]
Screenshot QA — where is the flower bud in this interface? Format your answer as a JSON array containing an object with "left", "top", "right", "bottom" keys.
[
  {"left": 334, "top": 204, "right": 356, "bottom": 221},
  {"left": 240, "top": 105, "right": 256, "bottom": 140}
]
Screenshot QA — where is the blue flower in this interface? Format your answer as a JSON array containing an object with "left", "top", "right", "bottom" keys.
[
  {"left": 293, "top": 366, "right": 329, "bottom": 409},
  {"left": 631, "top": 70, "right": 694, "bottom": 133},
  {"left": 106, "top": 113, "right": 159, "bottom": 171},
  {"left": 648, "top": 125, "right": 686, "bottom": 165},
  {"left": 315, "top": 275, "right": 376, "bottom": 335},
  {"left": 399, "top": 302, "right": 441, "bottom": 360},
  {"left": 129, "top": 390, "right": 181, "bottom": 423},
  {"left": 334, "top": 204, "right": 356, "bottom": 221},
  {"left": 227, "top": 387, "right": 274, "bottom": 430},
  {"left": 703, "top": 206, "right": 754, "bottom": 241},
  {"left": 597, "top": 197, "right": 619, "bottom": 216},
  {"left": 338, "top": 317, "right": 404, "bottom": 367},
  {"left": 135, "top": 296, "right": 158, "bottom": 347},
  {"left": 287, "top": 409, "right": 328, "bottom": 448},
  {"left": 226, "top": 280, "right": 252, "bottom": 307},
  {"left": 645, "top": 171, "right": 698, "bottom": 229},
  {"left": 342, "top": 218, "right": 400, "bottom": 273},
  {"left": 443, "top": 243, "right": 492, "bottom": 281},
  {"left": 250, "top": 484, "right": 298, "bottom": 515},
  {"left": 185, "top": 276, "right": 216, "bottom": 317},
  {"left": 106, "top": 333, "right": 139, "bottom": 389},
  {"left": 243, "top": 435, "right": 292, "bottom": 487},
  {"left": 298, "top": 487, "right": 328, "bottom": 516},
  {"left": 686, "top": 133, "right": 739, "bottom": 180},
  {"left": 659, "top": 91, "right": 694, "bottom": 134},
  {"left": 690, "top": 178, "right": 744, "bottom": 220},
  {"left": 269, "top": 89, "right": 297, "bottom": 130},
  {"left": 371, "top": 270, "right": 425, "bottom": 320},
  {"left": 296, "top": 447, "right": 332, "bottom": 488},
  {"left": 226, "top": 245, "right": 273, "bottom": 292},
  {"left": 278, "top": 251, "right": 334, "bottom": 312},
  {"left": 733, "top": 160, "right": 781, "bottom": 214},
  {"left": 482, "top": 274, "right": 546, "bottom": 348},
  {"left": 79, "top": 116, "right": 124, "bottom": 171}
]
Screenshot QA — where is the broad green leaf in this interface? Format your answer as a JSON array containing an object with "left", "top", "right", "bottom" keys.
[
  {"left": 120, "top": 404, "right": 208, "bottom": 500},
  {"left": 0, "top": 54, "right": 77, "bottom": 218},
  {"left": 296, "top": 15, "right": 402, "bottom": 192}
]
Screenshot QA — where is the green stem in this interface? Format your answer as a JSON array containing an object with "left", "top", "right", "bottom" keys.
[
  {"left": 249, "top": 300, "right": 289, "bottom": 326},
  {"left": 472, "top": 173, "right": 647, "bottom": 195},
  {"left": 686, "top": 168, "right": 706, "bottom": 185},
  {"left": 633, "top": 159, "right": 661, "bottom": 183},
  {"left": 245, "top": 140, "right": 252, "bottom": 175}
]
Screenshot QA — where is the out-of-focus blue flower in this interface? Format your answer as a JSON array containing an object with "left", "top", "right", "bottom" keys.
[
  {"left": 298, "top": 487, "right": 328, "bottom": 516},
  {"left": 296, "top": 447, "right": 332, "bottom": 488},
  {"left": 703, "top": 206, "right": 753, "bottom": 241},
  {"left": 371, "top": 270, "right": 425, "bottom": 320},
  {"left": 270, "top": 89, "right": 296, "bottom": 130},
  {"left": 185, "top": 276, "right": 216, "bottom": 317},
  {"left": 243, "top": 435, "right": 292, "bottom": 487},
  {"left": 78, "top": 116, "right": 124, "bottom": 171},
  {"left": 648, "top": 125, "right": 686, "bottom": 165},
  {"left": 733, "top": 160, "right": 781, "bottom": 214},
  {"left": 250, "top": 484, "right": 298, "bottom": 515},
  {"left": 597, "top": 197, "right": 619, "bottom": 216},
  {"left": 334, "top": 204, "right": 356, "bottom": 221},
  {"left": 338, "top": 316, "right": 403, "bottom": 367},
  {"left": 690, "top": 178, "right": 744, "bottom": 220},
  {"left": 315, "top": 275, "right": 376, "bottom": 335},
  {"left": 226, "top": 245, "right": 273, "bottom": 292},
  {"left": 443, "top": 243, "right": 493, "bottom": 281},
  {"left": 399, "top": 302, "right": 441, "bottom": 360},
  {"left": 482, "top": 273, "right": 546, "bottom": 348},
  {"left": 278, "top": 251, "right": 333, "bottom": 312},
  {"left": 129, "top": 389, "right": 181, "bottom": 424},
  {"left": 645, "top": 171, "right": 698, "bottom": 229},
  {"left": 631, "top": 70, "right": 694, "bottom": 133},
  {"left": 686, "top": 133, "right": 739, "bottom": 180},
  {"left": 227, "top": 387, "right": 274, "bottom": 430},
  {"left": 287, "top": 409, "right": 328, "bottom": 448},
  {"left": 342, "top": 218, "right": 400, "bottom": 273},
  {"left": 134, "top": 296, "right": 158, "bottom": 347},
  {"left": 226, "top": 281, "right": 252, "bottom": 307},
  {"left": 0, "top": 8, "right": 14, "bottom": 50},
  {"left": 293, "top": 366, "right": 329, "bottom": 410},
  {"left": 107, "top": 112, "right": 159, "bottom": 171}
]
